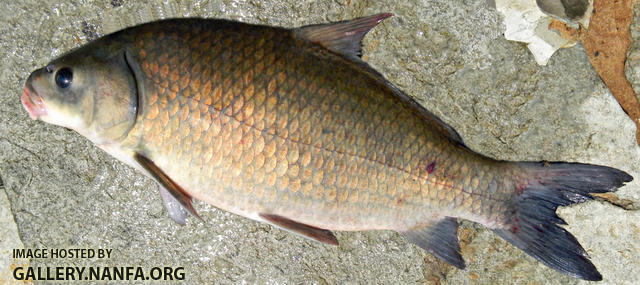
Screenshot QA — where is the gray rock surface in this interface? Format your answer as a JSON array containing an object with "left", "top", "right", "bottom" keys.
[
  {"left": 1, "top": 0, "right": 638, "bottom": 283},
  {"left": 0, "top": 182, "right": 30, "bottom": 284}
]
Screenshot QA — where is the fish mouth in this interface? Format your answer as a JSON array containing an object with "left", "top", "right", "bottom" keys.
[{"left": 21, "top": 84, "right": 47, "bottom": 120}]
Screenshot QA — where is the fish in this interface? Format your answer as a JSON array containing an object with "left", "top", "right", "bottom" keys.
[{"left": 21, "top": 13, "right": 632, "bottom": 281}]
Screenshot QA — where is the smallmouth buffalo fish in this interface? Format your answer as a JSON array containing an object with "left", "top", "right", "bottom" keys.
[{"left": 21, "top": 14, "right": 631, "bottom": 280}]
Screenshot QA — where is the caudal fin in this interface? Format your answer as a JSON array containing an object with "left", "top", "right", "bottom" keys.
[{"left": 495, "top": 162, "right": 632, "bottom": 281}]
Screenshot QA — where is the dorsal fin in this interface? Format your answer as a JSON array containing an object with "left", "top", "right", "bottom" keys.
[
  {"left": 298, "top": 14, "right": 465, "bottom": 146},
  {"left": 296, "top": 13, "right": 392, "bottom": 60},
  {"left": 297, "top": 14, "right": 465, "bottom": 146}
]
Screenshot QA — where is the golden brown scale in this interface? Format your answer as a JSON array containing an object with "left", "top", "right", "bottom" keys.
[{"left": 118, "top": 19, "right": 512, "bottom": 231}]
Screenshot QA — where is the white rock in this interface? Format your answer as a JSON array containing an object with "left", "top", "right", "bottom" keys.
[{"left": 494, "top": 0, "right": 591, "bottom": 65}]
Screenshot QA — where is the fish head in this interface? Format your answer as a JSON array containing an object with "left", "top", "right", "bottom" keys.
[{"left": 22, "top": 39, "right": 139, "bottom": 144}]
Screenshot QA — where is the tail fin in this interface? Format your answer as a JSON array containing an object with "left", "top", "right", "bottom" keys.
[{"left": 495, "top": 162, "right": 632, "bottom": 281}]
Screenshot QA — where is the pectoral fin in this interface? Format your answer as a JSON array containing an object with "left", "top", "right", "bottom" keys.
[
  {"left": 259, "top": 213, "right": 338, "bottom": 245},
  {"left": 158, "top": 185, "right": 188, "bottom": 225},
  {"left": 401, "top": 217, "right": 465, "bottom": 269},
  {"left": 134, "top": 152, "right": 201, "bottom": 220}
]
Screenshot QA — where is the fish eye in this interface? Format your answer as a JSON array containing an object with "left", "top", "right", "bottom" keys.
[{"left": 55, "top": 67, "right": 73, "bottom": 89}]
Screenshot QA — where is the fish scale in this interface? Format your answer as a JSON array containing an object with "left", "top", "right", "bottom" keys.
[
  {"left": 22, "top": 15, "right": 632, "bottom": 280},
  {"left": 117, "top": 20, "right": 499, "bottom": 230}
]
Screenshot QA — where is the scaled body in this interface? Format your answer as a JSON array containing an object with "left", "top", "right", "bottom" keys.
[{"left": 122, "top": 18, "right": 508, "bottom": 231}]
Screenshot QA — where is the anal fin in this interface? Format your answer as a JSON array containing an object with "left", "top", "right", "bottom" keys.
[
  {"left": 259, "top": 213, "right": 338, "bottom": 245},
  {"left": 401, "top": 217, "right": 465, "bottom": 269},
  {"left": 134, "top": 153, "right": 201, "bottom": 221}
]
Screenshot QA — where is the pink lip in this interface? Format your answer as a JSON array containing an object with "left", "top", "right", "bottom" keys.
[{"left": 21, "top": 86, "right": 47, "bottom": 120}]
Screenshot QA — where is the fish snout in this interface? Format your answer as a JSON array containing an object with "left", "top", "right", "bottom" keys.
[{"left": 21, "top": 84, "right": 47, "bottom": 120}]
